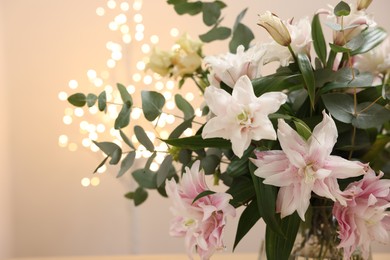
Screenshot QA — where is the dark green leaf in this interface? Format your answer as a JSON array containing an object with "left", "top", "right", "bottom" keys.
[
  {"left": 227, "top": 146, "right": 255, "bottom": 177},
  {"left": 232, "top": 8, "right": 247, "bottom": 31},
  {"left": 252, "top": 74, "right": 302, "bottom": 97},
  {"left": 202, "top": 2, "right": 221, "bottom": 26},
  {"left": 172, "top": 1, "right": 202, "bottom": 15},
  {"left": 145, "top": 152, "right": 157, "bottom": 170},
  {"left": 297, "top": 53, "right": 316, "bottom": 109},
  {"left": 229, "top": 23, "right": 254, "bottom": 53},
  {"left": 114, "top": 104, "right": 131, "bottom": 129},
  {"left": 353, "top": 103, "right": 390, "bottom": 129},
  {"left": 86, "top": 93, "right": 97, "bottom": 107},
  {"left": 201, "top": 154, "right": 220, "bottom": 175},
  {"left": 117, "top": 151, "right": 136, "bottom": 178},
  {"left": 249, "top": 162, "right": 283, "bottom": 236},
  {"left": 311, "top": 14, "right": 327, "bottom": 65},
  {"left": 141, "top": 90, "right": 165, "bottom": 121},
  {"left": 93, "top": 156, "right": 109, "bottom": 173},
  {"left": 132, "top": 169, "right": 157, "bottom": 189},
  {"left": 98, "top": 91, "right": 107, "bottom": 111},
  {"left": 124, "top": 187, "right": 148, "bottom": 206},
  {"left": 157, "top": 155, "right": 173, "bottom": 187},
  {"left": 163, "top": 135, "right": 231, "bottom": 150},
  {"left": 119, "top": 129, "right": 135, "bottom": 149},
  {"left": 233, "top": 199, "right": 261, "bottom": 251},
  {"left": 192, "top": 190, "right": 216, "bottom": 204},
  {"left": 293, "top": 118, "right": 312, "bottom": 140},
  {"left": 168, "top": 117, "right": 194, "bottom": 139},
  {"left": 226, "top": 176, "right": 256, "bottom": 208},
  {"left": 109, "top": 148, "right": 122, "bottom": 165},
  {"left": 322, "top": 93, "right": 354, "bottom": 123},
  {"left": 265, "top": 212, "right": 301, "bottom": 260},
  {"left": 67, "top": 93, "right": 86, "bottom": 107},
  {"left": 134, "top": 125, "right": 155, "bottom": 152},
  {"left": 334, "top": 1, "right": 351, "bottom": 16},
  {"left": 320, "top": 69, "right": 373, "bottom": 93},
  {"left": 175, "top": 94, "right": 195, "bottom": 120},
  {"left": 117, "top": 83, "right": 133, "bottom": 106},
  {"left": 93, "top": 141, "right": 121, "bottom": 158},
  {"left": 199, "top": 26, "right": 231, "bottom": 43},
  {"left": 329, "top": 43, "right": 351, "bottom": 53}
]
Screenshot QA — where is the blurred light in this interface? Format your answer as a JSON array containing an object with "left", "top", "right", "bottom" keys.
[
  {"left": 107, "top": 0, "right": 116, "bottom": 9},
  {"left": 166, "top": 101, "right": 175, "bottom": 110},
  {"left": 89, "top": 132, "right": 98, "bottom": 141},
  {"left": 135, "top": 32, "right": 144, "bottom": 41},
  {"left": 184, "top": 128, "right": 193, "bottom": 137},
  {"left": 91, "top": 177, "right": 100, "bottom": 186},
  {"left": 155, "top": 81, "right": 164, "bottom": 90},
  {"left": 185, "top": 92, "right": 194, "bottom": 101},
  {"left": 96, "top": 7, "right": 105, "bottom": 16},
  {"left": 134, "top": 14, "right": 143, "bottom": 23},
  {"left": 58, "top": 135, "right": 69, "bottom": 147},
  {"left": 166, "top": 80, "right": 175, "bottom": 89},
  {"left": 87, "top": 69, "right": 97, "bottom": 79},
  {"left": 170, "top": 28, "right": 179, "bottom": 37},
  {"left": 141, "top": 44, "right": 150, "bottom": 53},
  {"left": 112, "top": 51, "right": 122, "bottom": 60},
  {"left": 58, "top": 91, "right": 68, "bottom": 101},
  {"left": 143, "top": 75, "right": 152, "bottom": 85},
  {"left": 68, "top": 80, "right": 78, "bottom": 89},
  {"left": 64, "top": 108, "right": 73, "bottom": 116},
  {"left": 133, "top": 0, "right": 142, "bottom": 11},
  {"left": 160, "top": 130, "right": 169, "bottom": 139},
  {"left": 127, "top": 85, "right": 136, "bottom": 94},
  {"left": 107, "top": 59, "right": 116, "bottom": 68},
  {"left": 115, "top": 14, "right": 127, "bottom": 24},
  {"left": 120, "top": 2, "right": 130, "bottom": 11},
  {"left": 131, "top": 108, "right": 142, "bottom": 120},
  {"left": 82, "top": 138, "right": 92, "bottom": 147},
  {"left": 120, "top": 24, "right": 129, "bottom": 34},
  {"left": 93, "top": 78, "right": 104, "bottom": 87},
  {"left": 132, "top": 73, "right": 141, "bottom": 82},
  {"left": 150, "top": 35, "right": 159, "bottom": 44},
  {"left": 89, "top": 106, "right": 98, "bottom": 114},
  {"left": 122, "top": 34, "right": 132, "bottom": 44},
  {"left": 74, "top": 108, "right": 84, "bottom": 117},
  {"left": 96, "top": 124, "right": 106, "bottom": 133},
  {"left": 81, "top": 178, "right": 90, "bottom": 187},
  {"left": 150, "top": 162, "right": 159, "bottom": 171},
  {"left": 96, "top": 164, "right": 106, "bottom": 173},
  {"left": 135, "top": 24, "right": 144, "bottom": 32},
  {"left": 80, "top": 121, "right": 89, "bottom": 130},
  {"left": 166, "top": 115, "right": 175, "bottom": 124},
  {"left": 163, "top": 91, "right": 172, "bottom": 100},
  {"left": 136, "top": 61, "right": 146, "bottom": 70},
  {"left": 91, "top": 143, "right": 100, "bottom": 152},
  {"left": 68, "top": 143, "right": 78, "bottom": 152},
  {"left": 195, "top": 108, "right": 202, "bottom": 117},
  {"left": 63, "top": 115, "right": 73, "bottom": 125}
]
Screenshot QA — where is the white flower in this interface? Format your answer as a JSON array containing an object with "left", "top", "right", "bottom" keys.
[
  {"left": 204, "top": 44, "right": 266, "bottom": 88},
  {"left": 263, "top": 17, "right": 312, "bottom": 66},
  {"left": 257, "top": 11, "right": 291, "bottom": 46},
  {"left": 201, "top": 75, "right": 287, "bottom": 158}
]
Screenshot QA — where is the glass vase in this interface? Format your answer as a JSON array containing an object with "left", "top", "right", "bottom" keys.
[{"left": 289, "top": 204, "right": 370, "bottom": 260}]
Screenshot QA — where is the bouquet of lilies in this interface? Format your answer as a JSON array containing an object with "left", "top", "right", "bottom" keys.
[{"left": 67, "top": 0, "right": 390, "bottom": 259}]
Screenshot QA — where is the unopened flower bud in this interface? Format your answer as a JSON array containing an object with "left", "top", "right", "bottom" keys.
[
  {"left": 357, "top": 0, "right": 373, "bottom": 10},
  {"left": 258, "top": 11, "right": 291, "bottom": 46}
]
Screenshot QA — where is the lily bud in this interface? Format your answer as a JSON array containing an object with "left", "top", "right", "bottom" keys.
[
  {"left": 258, "top": 11, "right": 291, "bottom": 46},
  {"left": 357, "top": 0, "right": 373, "bottom": 10}
]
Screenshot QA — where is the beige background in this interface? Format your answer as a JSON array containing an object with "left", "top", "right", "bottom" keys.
[{"left": 1, "top": 0, "right": 390, "bottom": 259}]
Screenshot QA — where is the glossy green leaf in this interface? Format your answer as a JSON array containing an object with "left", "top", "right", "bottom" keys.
[
  {"left": 334, "top": 1, "right": 350, "bottom": 16},
  {"left": 351, "top": 27, "right": 387, "bottom": 55},
  {"left": 199, "top": 26, "right": 231, "bottom": 43},
  {"left": 233, "top": 199, "right": 261, "bottom": 251},
  {"left": 119, "top": 129, "right": 135, "bottom": 149},
  {"left": 311, "top": 14, "right": 327, "bottom": 65},
  {"left": 98, "top": 91, "right": 107, "bottom": 111},
  {"left": 265, "top": 212, "right": 300, "bottom": 260},
  {"left": 163, "top": 135, "right": 231, "bottom": 150},
  {"left": 202, "top": 2, "right": 221, "bottom": 26},
  {"left": 157, "top": 155, "right": 173, "bottom": 187},
  {"left": 249, "top": 162, "right": 283, "bottom": 236},
  {"left": 353, "top": 102, "right": 390, "bottom": 129},
  {"left": 192, "top": 190, "right": 216, "bottom": 204},
  {"left": 132, "top": 169, "right": 157, "bottom": 189},
  {"left": 134, "top": 125, "right": 155, "bottom": 152},
  {"left": 141, "top": 90, "right": 165, "bottom": 121},
  {"left": 229, "top": 23, "right": 254, "bottom": 53},
  {"left": 114, "top": 104, "right": 131, "bottom": 129},
  {"left": 117, "top": 151, "right": 136, "bottom": 178},
  {"left": 168, "top": 117, "right": 194, "bottom": 139},
  {"left": 297, "top": 53, "right": 316, "bottom": 109},
  {"left": 322, "top": 93, "right": 354, "bottom": 123},
  {"left": 117, "top": 83, "right": 133, "bottom": 106},
  {"left": 86, "top": 93, "right": 97, "bottom": 107},
  {"left": 67, "top": 93, "right": 86, "bottom": 107},
  {"left": 226, "top": 146, "right": 255, "bottom": 177},
  {"left": 124, "top": 187, "right": 148, "bottom": 206},
  {"left": 226, "top": 176, "right": 256, "bottom": 208},
  {"left": 175, "top": 94, "right": 194, "bottom": 120}
]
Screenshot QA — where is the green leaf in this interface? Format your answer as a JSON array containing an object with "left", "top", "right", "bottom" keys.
[
  {"left": 124, "top": 187, "right": 148, "bottom": 206},
  {"left": 192, "top": 190, "right": 216, "bottom": 204},
  {"left": 329, "top": 43, "right": 351, "bottom": 53},
  {"left": 141, "top": 90, "right": 165, "bottom": 121},
  {"left": 334, "top": 1, "right": 351, "bottom": 16},
  {"left": 297, "top": 53, "right": 316, "bottom": 109},
  {"left": 226, "top": 146, "right": 255, "bottom": 177},
  {"left": 86, "top": 93, "right": 97, "bottom": 107},
  {"left": 249, "top": 162, "right": 284, "bottom": 236},
  {"left": 353, "top": 103, "right": 390, "bottom": 129},
  {"left": 93, "top": 141, "right": 122, "bottom": 165},
  {"left": 175, "top": 94, "right": 195, "bottom": 120},
  {"left": 109, "top": 148, "right": 122, "bottom": 165},
  {"left": 119, "top": 129, "right": 135, "bottom": 149},
  {"left": 232, "top": 8, "right": 247, "bottom": 31},
  {"left": 202, "top": 2, "right": 221, "bottom": 26},
  {"left": 199, "top": 26, "right": 231, "bottom": 43},
  {"left": 134, "top": 125, "right": 155, "bottom": 152},
  {"left": 201, "top": 154, "right": 220, "bottom": 175},
  {"left": 98, "top": 91, "right": 107, "bottom": 111},
  {"left": 93, "top": 156, "right": 109, "bottom": 173},
  {"left": 67, "top": 93, "right": 86, "bottom": 107},
  {"left": 311, "top": 14, "right": 327, "bottom": 66},
  {"left": 265, "top": 212, "right": 301, "bottom": 260},
  {"left": 226, "top": 176, "right": 256, "bottom": 208},
  {"left": 168, "top": 117, "right": 194, "bottom": 139},
  {"left": 145, "top": 152, "right": 157, "bottom": 170},
  {"left": 320, "top": 68, "right": 373, "bottom": 93},
  {"left": 132, "top": 169, "right": 157, "bottom": 189},
  {"left": 229, "top": 23, "right": 254, "bottom": 53},
  {"left": 233, "top": 199, "right": 261, "bottom": 251},
  {"left": 117, "top": 83, "right": 133, "bottom": 106},
  {"left": 172, "top": 1, "right": 202, "bottom": 15},
  {"left": 351, "top": 27, "right": 387, "bottom": 55},
  {"left": 156, "top": 155, "right": 173, "bottom": 187},
  {"left": 293, "top": 118, "right": 312, "bottom": 140},
  {"left": 252, "top": 74, "right": 302, "bottom": 97},
  {"left": 163, "top": 135, "right": 231, "bottom": 150},
  {"left": 322, "top": 93, "right": 355, "bottom": 123},
  {"left": 117, "top": 151, "right": 136, "bottom": 178},
  {"left": 114, "top": 104, "right": 131, "bottom": 129}
]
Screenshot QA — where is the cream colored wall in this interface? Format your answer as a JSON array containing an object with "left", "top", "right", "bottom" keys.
[{"left": 1, "top": 0, "right": 390, "bottom": 258}]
